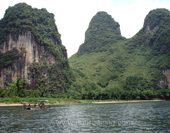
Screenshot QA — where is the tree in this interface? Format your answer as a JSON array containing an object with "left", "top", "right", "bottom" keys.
[{"left": 4, "top": 78, "right": 27, "bottom": 97}]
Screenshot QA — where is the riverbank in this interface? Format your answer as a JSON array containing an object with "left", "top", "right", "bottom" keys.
[
  {"left": 92, "top": 100, "right": 165, "bottom": 104},
  {"left": 0, "top": 99, "right": 166, "bottom": 106}
]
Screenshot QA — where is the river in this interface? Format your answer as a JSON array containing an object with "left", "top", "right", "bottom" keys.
[{"left": 0, "top": 101, "right": 170, "bottom": 132}]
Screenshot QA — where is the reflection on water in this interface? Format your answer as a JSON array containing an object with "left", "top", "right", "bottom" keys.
[{"left": 0, "top": 101, "right": 170, "bottom": 132}]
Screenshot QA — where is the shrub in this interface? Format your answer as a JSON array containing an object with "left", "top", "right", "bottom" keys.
[{"left": 12, "top": 96, "right": 21, "bottom": 103}]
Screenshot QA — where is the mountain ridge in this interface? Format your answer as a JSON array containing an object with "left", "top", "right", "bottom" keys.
[{"left": 69, "top": 8, "right": 170, "bottom": 96}]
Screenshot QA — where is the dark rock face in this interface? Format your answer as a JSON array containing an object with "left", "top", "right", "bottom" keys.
[
  {"left": 158, "top": 69, "right": 170, "bottom": 89},
  {"left": 0, "top": 30, "right": 67, "bottom": 90},
  {"left": 78, "top": 11, "right": 125, "bottom": 56}
]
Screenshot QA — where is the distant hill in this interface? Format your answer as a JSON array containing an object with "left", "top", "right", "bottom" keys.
[{"left": 69, "top": 9, "right": 170, "bottom": 99}]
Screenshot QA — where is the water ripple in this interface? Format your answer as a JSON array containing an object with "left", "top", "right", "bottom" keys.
[{"left": 0, "top": 101, "right": 170, "bottom": 132}]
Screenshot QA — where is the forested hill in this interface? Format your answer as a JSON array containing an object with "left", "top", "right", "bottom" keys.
[
  {"left": 78, "top": 11, "right": 125, "bottom": 56},
  {"left": 68, "top": 9, "right": 170, "bottom": 100},
  {"left": 0, "top": 3, "right": 74, "bottom": 97}
]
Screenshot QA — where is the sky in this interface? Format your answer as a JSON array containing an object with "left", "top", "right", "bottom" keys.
[{"left": 0, "top": 0, "right": 170, "bottom": 58}]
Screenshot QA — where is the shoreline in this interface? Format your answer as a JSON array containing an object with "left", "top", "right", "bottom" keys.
[
  {"left": 0, "top": 100, "right": 166, "bottom": 106},
  {"left": 92, "top": 100, "right": 165, "bottom": 104}
]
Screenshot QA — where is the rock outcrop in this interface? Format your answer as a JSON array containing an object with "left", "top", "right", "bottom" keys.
[
  {"left": 0, "top": 3, "right": 70, "bottom": 94},
  {"left": 0, "top": 30, "right": 61, "bottom": 90},
  {"left": 158, "top": 69, "right": 170, "bottom": 88}
]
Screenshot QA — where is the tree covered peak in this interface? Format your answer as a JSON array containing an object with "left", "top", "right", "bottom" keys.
[
  {"left": 78, "top": 11, "right": 124, "bottom": 56},
  {"left": 143, "top": 8, "right": 170, "bottom": 34},
  {"left": 88, "top": 11, "right": 121, "bottom": 35},
  {"left": 0, "top": 2, "right": 67, "bottom": 58}
]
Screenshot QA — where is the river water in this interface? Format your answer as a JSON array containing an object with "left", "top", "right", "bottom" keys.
[{"left": 0, "top": 101, "right": 170, "bottom": 133}]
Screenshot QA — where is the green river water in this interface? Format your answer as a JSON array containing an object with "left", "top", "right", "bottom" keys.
[{"left": 0, "top": 101, "right": 170, "bottom": 132}]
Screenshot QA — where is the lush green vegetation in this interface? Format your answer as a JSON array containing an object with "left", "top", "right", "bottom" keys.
[
  {"left": 0, "top": 3, "right": 73, "bottom": 95},
  {"left": 0, "top": 48, "right": 19, "bottom": 68},
  {"left": 68, "top": 9, "right": 170, "bottom": 100},
  {"left": 78, "top": 12, "right": 125, "bottom": 56},
  {"left": 0, "top": 97, "right": 92, "bottom": 104},
  {"left": 0, "top": 78, "right": 40, "bottom": 98},
  {"left": 143, "top": 9, "right": 170, "bottom": 56},
  {"left": 1, "top": 5, "right": 170, "bottom": 101}
]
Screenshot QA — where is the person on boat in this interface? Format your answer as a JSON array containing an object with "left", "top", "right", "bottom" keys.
[
  {"left": 28, "top": 104, "right": 31, "bottom": 109},
  {"left": 39, "top": 103, "right": 42, "bottom": 108},
  {"left": 42, "top": 103, "right": 45, "bottom": 108},
  {"left": 48, "top": 105, "right": 51, "bottom": 108},
  {"left": 34, "top": 103, "right": 36, "bottom": 107},
  {"left": 23, "top": 103, "right": 27, "bottom": 108}
]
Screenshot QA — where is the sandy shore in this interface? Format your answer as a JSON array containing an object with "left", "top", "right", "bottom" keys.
[
  {"left": 0, "top": 102, "right": 88, "bottom": 106},
  {"left": 0, "top": 103, "right": 23, "bottom": 106},
  {"left": 0, "top": 100, "right": 165, "bottom": 106},
  {"left": 92, "top": 100, "right": 165, "bottom": 104}
]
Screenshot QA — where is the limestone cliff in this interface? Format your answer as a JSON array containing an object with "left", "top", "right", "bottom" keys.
[
  {"left": 158, "top": 69, "right": 170, "bottom": 88},
  {"left": 0, "top": 3, "right": 71, "bottom": 95},
  {"left": 1, "top": 30, "right": 61, "bottom": 89}
]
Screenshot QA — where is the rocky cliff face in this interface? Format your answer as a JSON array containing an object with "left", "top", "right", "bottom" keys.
[
  {"left": 158, "top": 69, "right": 170, "bottom": 88},
  {"left": 0, "top": 30, "right": 61, "bottom": 90},
  {"left": 0, "top": 3, "right": 71, "bottom": 94},
  {"left": 163, "top": 69, "right": 170, "bottom": 88}
]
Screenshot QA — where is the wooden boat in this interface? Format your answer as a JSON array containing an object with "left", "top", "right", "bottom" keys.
[{"left": 22, "top": 100, "right": 52, "bottom": 110}]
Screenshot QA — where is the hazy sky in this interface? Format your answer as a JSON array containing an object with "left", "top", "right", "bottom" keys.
[{"left": 0, "top": 0, "right": 170, "bottom": 57}]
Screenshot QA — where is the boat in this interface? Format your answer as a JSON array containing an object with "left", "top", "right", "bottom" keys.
[{"left": 22, "top": 100, "right": 52, "bottom": 110}]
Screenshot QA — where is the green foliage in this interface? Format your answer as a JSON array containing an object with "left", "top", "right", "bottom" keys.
[
  {"left": 2, "top": 78, "right": 40, "bottom": 98},
  {"left": 0, "top": 48, "right": 19, "bottom": 68},
  {"left": 83, "top": 82, "right": 98, "bottom": 91},
  {"left": 123, "top": 76, "right": 149, "bottom": 91},
  {"left": 0, "top": 3, "right": 67, "bottom": 59},
  {"left": 18, "top": 90, "right": 26, "bottom": 98},
  {"left": 3, "top": 78, "right": 27, "bottom": 97},
  {"left": 149, "top": 23, "right": 170, "bottom": 55},
  {"left": 33, "top": 90, "right": 40, "bottom": 98},
  {"left": 25, "top": 90, "right": 33, "bottom": 97},
  {"left": 0, "top": 88, "right": 4, "bottom": 97},
  {"left": 0, "top": 3, "right": 74, "bottom": 95},
  {"left": 67, "top": 87, "right": 170, "bottom": 100},
  {"left": 12, "top": 96, "right": 21, "bottom": 103},
  {"left": 144, "top": 9, "right": 170, "bottom": 55},
  {"left": 97, "top": 78, "right": 109, "bottom": 88},
  {"left": 78, "top": 11, "right": 125, "bottom": 56},
  {"left": 144, "top": 8, "right": 170, "bottom": 31},
  {"left": 69, "top": 8, "right": 170, "bottom": 100},
  {"left": 36, "top": 77, "right": 47, "bottom": 97},
  {"left": 72, "top": 68, "right": 86, "bottom": 78}
]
